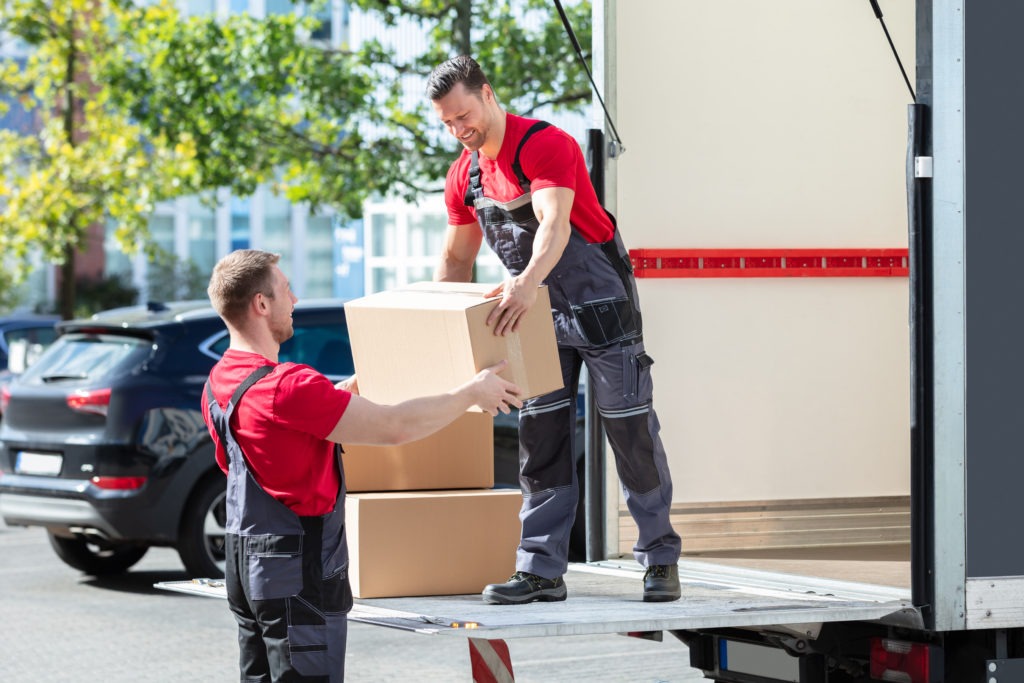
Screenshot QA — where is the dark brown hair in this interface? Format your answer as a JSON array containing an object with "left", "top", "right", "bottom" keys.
[{"left": 426, "top": 55, "right": 490, "bottom": 101}]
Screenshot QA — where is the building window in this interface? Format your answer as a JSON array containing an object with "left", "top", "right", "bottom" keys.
[
  {"left": 306, "top": 213, "right": 335, "bottom": 297},
  {"left": 264, "top": 192, "right": 292, "bottom": 268},
  {"left": 186, "top": 197, "right": 216, "bottom": 275},
  {"left": 363, "top": 195, "right": 506, "bottom": 294},
  {"left": 230, "top": 196, "right": 250, "bottom": 251}
]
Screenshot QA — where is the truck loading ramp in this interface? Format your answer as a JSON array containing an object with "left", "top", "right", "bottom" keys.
[{"left": 157, "top": 558, "right": 921, "bottom": 639}]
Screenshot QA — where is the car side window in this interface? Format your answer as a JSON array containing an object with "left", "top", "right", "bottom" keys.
[
  {"left": 279, "top": 323, "right": 354, "bottom": 377},
  {"left": 207, "top": 334, "right": 230, "bottom": 357},
  {"left": 3, "top": 326, "right": 60, "bottom": 373}
]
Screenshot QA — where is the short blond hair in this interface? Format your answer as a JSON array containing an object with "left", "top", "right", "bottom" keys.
[{"left": 207, "top": 249, "right": 281, "bottom": 326}]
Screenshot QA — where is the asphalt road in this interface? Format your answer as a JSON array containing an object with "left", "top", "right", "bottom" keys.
[{"left": 0, "top": 520, "right": 706, "bottom": 682}]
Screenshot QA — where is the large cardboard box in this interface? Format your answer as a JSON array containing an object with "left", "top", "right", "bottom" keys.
[
  {"left": 343, "top": 411, "right": 494, "bottom": 492},
  {"left": 344, "top": 282, "right": 562, "bottom": 405},
  {"left": 346, "top": 489, "right": 523, "bottom": 598}
]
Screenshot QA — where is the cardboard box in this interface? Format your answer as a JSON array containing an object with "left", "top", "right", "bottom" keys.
[
  {"left": 344, "top": 282, "right": 562, "bottom": 406},
  {"left": 343, "top": 411, "right": 494, "bottom": 492},
  {"left": 346, "top": 489, "right": 523, "bottom": 598}
]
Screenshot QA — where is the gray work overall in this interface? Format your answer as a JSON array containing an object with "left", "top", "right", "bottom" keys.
[
  {"left": 465, "top": 121, "right": 682, "bottom": 579},
  {"left": 206, "top": 366, "right": 351, "bottom": 682}
]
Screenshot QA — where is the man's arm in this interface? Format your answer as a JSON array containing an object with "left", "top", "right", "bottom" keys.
[
  {"left": 485, "top": 186, "right": 574, "bottom": 336},
  {"left": 326, "top": 361, "right": 521, "bottom": 446},
  {"left": 436, "top": 223, "right": 483, "bottom": 283}
]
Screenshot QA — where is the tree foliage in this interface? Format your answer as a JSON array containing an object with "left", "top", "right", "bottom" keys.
[
  {"left": 347, "top": 0, "right": 593, "bottom": 184},
  {"left": 106, "top": 5, "right": 422, "bottom": 217},
  {"left": 0, "top": 0, "right": 592, "bottom": 310},
  {"left": 108, "top": 0, "right": 592, "bottom": 212},
  {"left": 0, "top": 0, "right": 199, "bottom": 317}
]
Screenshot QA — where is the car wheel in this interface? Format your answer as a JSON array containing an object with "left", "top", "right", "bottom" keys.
[
  {"left": 47, "top": 533, "right": 148, "bottom": 576},
  {"left": 178, "top": 475, "right": 227, "bottom": 579}
]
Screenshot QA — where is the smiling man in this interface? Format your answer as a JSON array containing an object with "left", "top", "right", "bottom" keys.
[{"left": 427, "top": 56, "right": 682, "bottom": 605}]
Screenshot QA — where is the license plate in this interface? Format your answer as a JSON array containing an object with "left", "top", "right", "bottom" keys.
[{"left": 15, "top": 451, "right": 63, "bottom": 476}]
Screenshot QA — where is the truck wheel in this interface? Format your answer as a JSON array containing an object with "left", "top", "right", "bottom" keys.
[
  {"left": 47, "top": 533, "right": 148, "bottom": 576},
  {"left": 177, "top": 475, "right": 227, "bottom": 579}
]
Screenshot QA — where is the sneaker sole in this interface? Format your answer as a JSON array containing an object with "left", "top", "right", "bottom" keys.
[{"left": 482, "top": 586, "right": 568, "bottom": 605}]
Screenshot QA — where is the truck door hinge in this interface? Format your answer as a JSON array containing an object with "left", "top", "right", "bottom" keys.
[{"left": 914, "top": 156, "right": 934, "bottom": 178}]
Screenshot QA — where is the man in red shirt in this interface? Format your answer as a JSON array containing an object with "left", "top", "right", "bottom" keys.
[
  {"left": 428, "top": 56, "right": 682, "bottom": 605},
  {"left": 202, "top": 249, "right": 521, "bottom": 681}
]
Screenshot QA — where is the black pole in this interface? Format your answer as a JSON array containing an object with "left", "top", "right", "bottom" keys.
[
  {"left": 868, "top": 0, "right": 917, "bottom": 102},
  {"left": 584, "top": 127, "right": 607, "bottom": 562},
  {"left": 909, "top": 0, "right": 935, "bottom": 626}
]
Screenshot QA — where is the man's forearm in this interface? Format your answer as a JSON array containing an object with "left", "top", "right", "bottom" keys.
[
  {"left": 386, "top": 391, "right": 477, "bottom": 444},
  {"left": 520, "top": 218, "right": 570, "bottom": 287},
  {"left": 436, "top": 256, "right": 474, "bottom": 282}
]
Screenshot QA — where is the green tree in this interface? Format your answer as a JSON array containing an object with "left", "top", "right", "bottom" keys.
[
  {"left": 351, "top": 0, "right": 593, "bottom": 116},
  {"left": 0, "top": 0, "right": 199, "bottom": 319},
  {"left": 1, "top": 0, "right": 591, "bottom": 311},
  {"left": 107, "top": 0, "right": 592, "bottom": 209},
  {"left": 106, "top": 6, "right": 428, "bottom": 217}
]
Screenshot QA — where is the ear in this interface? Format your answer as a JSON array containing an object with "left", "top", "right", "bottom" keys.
[{"left": 251, "top": 293, "right": 268, "bottom": 317}]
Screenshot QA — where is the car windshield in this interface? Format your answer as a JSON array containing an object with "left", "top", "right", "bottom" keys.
[{"left": 20, "top": 334, "right": 151, "bottom": 384}]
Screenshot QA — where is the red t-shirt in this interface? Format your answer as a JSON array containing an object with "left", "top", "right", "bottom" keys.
[
  {"left": 201, "top": 349, "right": 352, "bottom": 516},
  {"left": 444, "top": 113, "right": 614, "bottom": 243}
]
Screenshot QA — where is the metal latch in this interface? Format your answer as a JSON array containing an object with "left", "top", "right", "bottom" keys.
[{"left": 914, "top": 156, "right": 933, "bottom": 178}]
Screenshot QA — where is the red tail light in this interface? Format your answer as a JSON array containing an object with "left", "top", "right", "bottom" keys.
[
  {"left": 1, "top": 386, "right": 9, "bottom": 413},
  {"left": 870, "top": 637, "right": 931, "bottom": 683},
  {"left": 67, "top": 388, "right": 112, "bottom": 416},
  {"left": 91, "top": 476, "right": 146, "bottom": 490}
]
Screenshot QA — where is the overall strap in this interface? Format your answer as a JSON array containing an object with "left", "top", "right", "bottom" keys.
[
  {"left": 511, "top": 121, "right": 552, "bottom": 190},
  {"left": 205, "top": 365, "right": 274, "bottom": 452},
  {"left": 463, "top": 151, "right": 484, "bottom": 207},
  {"left": 463, "top": 120, "right": 552, "bottom": 206}
]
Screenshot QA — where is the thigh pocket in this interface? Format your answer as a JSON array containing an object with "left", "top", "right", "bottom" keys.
[
  {"left": 286, "top": 623, "right": 329, "bottom": 677},
  {"left": 621, "top": 349, "right": 655, "bottom": 402},
  {"left": 571, "top": 296, "right": 640, "bottom": 347},
  {"left": 246, "top": 534, "right": 303, "bottom": 601}
]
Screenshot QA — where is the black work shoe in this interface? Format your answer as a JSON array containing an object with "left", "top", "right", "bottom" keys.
[
  {"left": 643, "top": 563, "right": 681, "bottom": 602},
  {"left": 482, "top": 571, "right": 568, "bottom": 605}
]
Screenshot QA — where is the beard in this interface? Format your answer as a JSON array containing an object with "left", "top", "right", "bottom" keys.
[{"left": 271, "top": 319, "right": 294, "bottom": 345}]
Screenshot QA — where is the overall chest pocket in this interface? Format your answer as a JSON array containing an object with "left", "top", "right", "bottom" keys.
[{"left": 246, "top": 534, "right": 304, "bottom": 601}]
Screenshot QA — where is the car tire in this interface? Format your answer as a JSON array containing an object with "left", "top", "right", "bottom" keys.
[
  {"left": 47, "top": 532, "right": 148, "bottom": 576},
  {"left": 177, "top": 474, "right": 227, "bottom": 579}
]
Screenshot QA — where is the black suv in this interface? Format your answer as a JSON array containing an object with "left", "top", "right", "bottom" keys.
[{"left": 0, "top": 300, "right": 354, "bottom": 577}]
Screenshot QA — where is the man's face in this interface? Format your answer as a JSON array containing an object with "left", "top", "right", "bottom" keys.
[
  {"left": 432, "top": 82, "right": 495, "bottom": 153},
  {"left": 266, "top": 265, "right": 297, "bottom": 344}
]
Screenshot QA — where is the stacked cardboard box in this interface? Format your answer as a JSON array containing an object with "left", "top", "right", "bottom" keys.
[{"left": 341, "top": 282, "right": 561, "bottom": 598}]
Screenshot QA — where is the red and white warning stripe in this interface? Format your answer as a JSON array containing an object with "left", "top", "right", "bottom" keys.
[{"left": 468, "top": 638, "right": 515, "bottom": 683}]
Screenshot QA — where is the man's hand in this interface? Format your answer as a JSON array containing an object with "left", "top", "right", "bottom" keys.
[
  {"left": 468, "top": 360, "right": 523, "bottom": 415},
  {"left": 335, "top": 375, "right": 359, "bottom": 394},
  {"left": 486, "top": 276, "right": 538, "bottom": 337}
]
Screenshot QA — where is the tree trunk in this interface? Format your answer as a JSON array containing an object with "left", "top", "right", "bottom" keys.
[
  {"left": 59, "top": 13, "right": 79, "bottom": 320},
  {"left": 453, "top": 0, "right": 472, "bottom": 57},
  {"left": 60, "top": 245, "right": 76, "bottom": 320}
]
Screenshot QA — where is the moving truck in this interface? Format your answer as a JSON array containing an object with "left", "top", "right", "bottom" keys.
[{"left": 164, "top": 2, "right": 1024, "bottom": 681}]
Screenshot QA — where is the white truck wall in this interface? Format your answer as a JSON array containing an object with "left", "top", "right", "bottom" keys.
[{"left": 610, "top": 1, "right": 914, "bottom": 504}]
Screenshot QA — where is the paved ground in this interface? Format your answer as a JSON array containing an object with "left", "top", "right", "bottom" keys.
[{"left": 0, "top": 520, "right": 706, "bottom": 682}]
